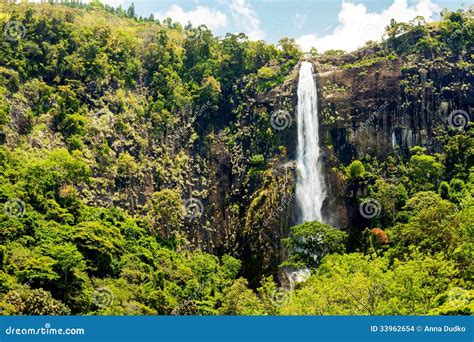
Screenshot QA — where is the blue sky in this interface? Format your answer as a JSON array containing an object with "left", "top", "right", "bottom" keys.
[{"left": 99, "top": 0, "right": 466, "bottom": 51}]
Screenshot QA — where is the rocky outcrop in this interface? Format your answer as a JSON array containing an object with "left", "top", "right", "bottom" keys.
[
  {"left": 313, "top": 49, "right": 472, "bottom": 161},
  {"left": 284, "top": 48, "right": 473, "bottom": 228}
]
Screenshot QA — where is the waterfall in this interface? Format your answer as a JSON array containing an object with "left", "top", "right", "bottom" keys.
[{"left": 295, "top": 61, "right": 326, "bottom": 223}]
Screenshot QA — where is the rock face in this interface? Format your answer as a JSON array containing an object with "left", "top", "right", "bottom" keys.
[
  {"left": 318, "top": 58, "right": 403, "bottom": 160},
  {"left": 313, "top": 48, "right": 472, "bottom": 160},
  {"left": 318, "top": 61, "right": 435, "bottom": 159},
  {"left": 208, "top": 44, "right": 473, "bottom": 276}
]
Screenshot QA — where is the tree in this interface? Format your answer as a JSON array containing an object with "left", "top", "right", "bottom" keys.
[
  {"left": 1, "top": 287, "right": 71, "bottom": 315},
  {"left": 368, "top": 179, "right": 408, "bottom": 227},
  {"left": 68, "top": 222, "right": 124, "bottom": 276},
  {"left": 346, "top": 160, "right": 366, "bottom": 179},
  {"left": 278, "top": 38, "right": 303, "bottom": 61},
  {"left": 431, "top": 288, "right": 474, "bottom": 315},
  {"left": 281, "top": 251, "right": 458, "bottom": 315},
  {"left": 409, "top": 148, "right": 443, "bottom": 191},
  {"left": 448, "top": 178, "right": 469, "bottom": 205},
  {"left": 149, "top": 189, "right": 184, "bottom": 239},
  {"left": 43, "top": 243, "right": 88, "bottom": 309},
  {"left": 218, "top": 278, "right": 265, "bottom": 315},
  {"left": 126, "top": 3, "right": 136, "bottom": 19},
  {"left": 390, "top": 193, "right": 464, "bottom": 256},
  {"left": 282, "top": 221, "right": 347, "bottom": 268}
]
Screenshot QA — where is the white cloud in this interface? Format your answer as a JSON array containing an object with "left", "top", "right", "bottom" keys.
[
  {"left": 229, "top": 0, "right": 264, "bottom": 40},
  {"left": 155, "top": 5, "right": 228, "bottom": 31},
  {"left": 296, "top": 0, "right": 441, "bottom": 52}
]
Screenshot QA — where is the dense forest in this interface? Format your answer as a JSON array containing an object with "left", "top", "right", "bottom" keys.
[{"left": 0, "top": 1, "right": 472, "bottom": 315}]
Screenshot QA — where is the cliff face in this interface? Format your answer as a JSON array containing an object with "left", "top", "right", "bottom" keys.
[
  {"left": 302, "top": 46, "right": 471, "bottom": 228},
  {"left": 188, "top": 41, "right": 474, "bottom": 276},
  {"left": 315, "top": 45, "right": 472, "bottom": 159}
]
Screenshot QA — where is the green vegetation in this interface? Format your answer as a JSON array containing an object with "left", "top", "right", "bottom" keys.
[
  {"left": 341, "top": 53, "right": 397, "bottom": 69},
  {"left": 275, "top": 130, "right": 472, "bottom": 315},
  {"left": 0, "top": 0, "right": 302, "bottom": 315}
]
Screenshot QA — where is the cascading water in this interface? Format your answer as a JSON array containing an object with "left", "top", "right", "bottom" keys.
[{"left": 295, "top": 61, "right": 326, "bottom": 223}]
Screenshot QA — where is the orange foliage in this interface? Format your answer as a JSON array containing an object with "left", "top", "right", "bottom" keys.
[{"left": 371, "top": 228, "right": 389, "bottom": 245}]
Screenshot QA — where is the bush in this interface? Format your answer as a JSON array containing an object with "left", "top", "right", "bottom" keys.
[
  {"left": 250, "top": 154, "right": 265, "bottom": 167},
  {"left": 1, "top": 287, "right": 71, "bottom": 315},
  {"left": 282, "top": 221, "right": 348, "bottom": 268},
  {"left": 346, "top": 160, "right": 366, "bottom": 179}
]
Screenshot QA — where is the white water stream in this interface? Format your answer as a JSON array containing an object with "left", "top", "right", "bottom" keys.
[{"left": 295, "top": 61, "right": 326, "bottom": 223}]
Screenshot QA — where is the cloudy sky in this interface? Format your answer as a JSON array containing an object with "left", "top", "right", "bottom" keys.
[{"left": 96, "top": 0, "right": 463, "bottom": 52}]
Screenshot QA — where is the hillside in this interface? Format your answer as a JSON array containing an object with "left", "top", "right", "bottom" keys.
[{"left": 0, "top": 2, "right": 472, "bottom": 315}]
